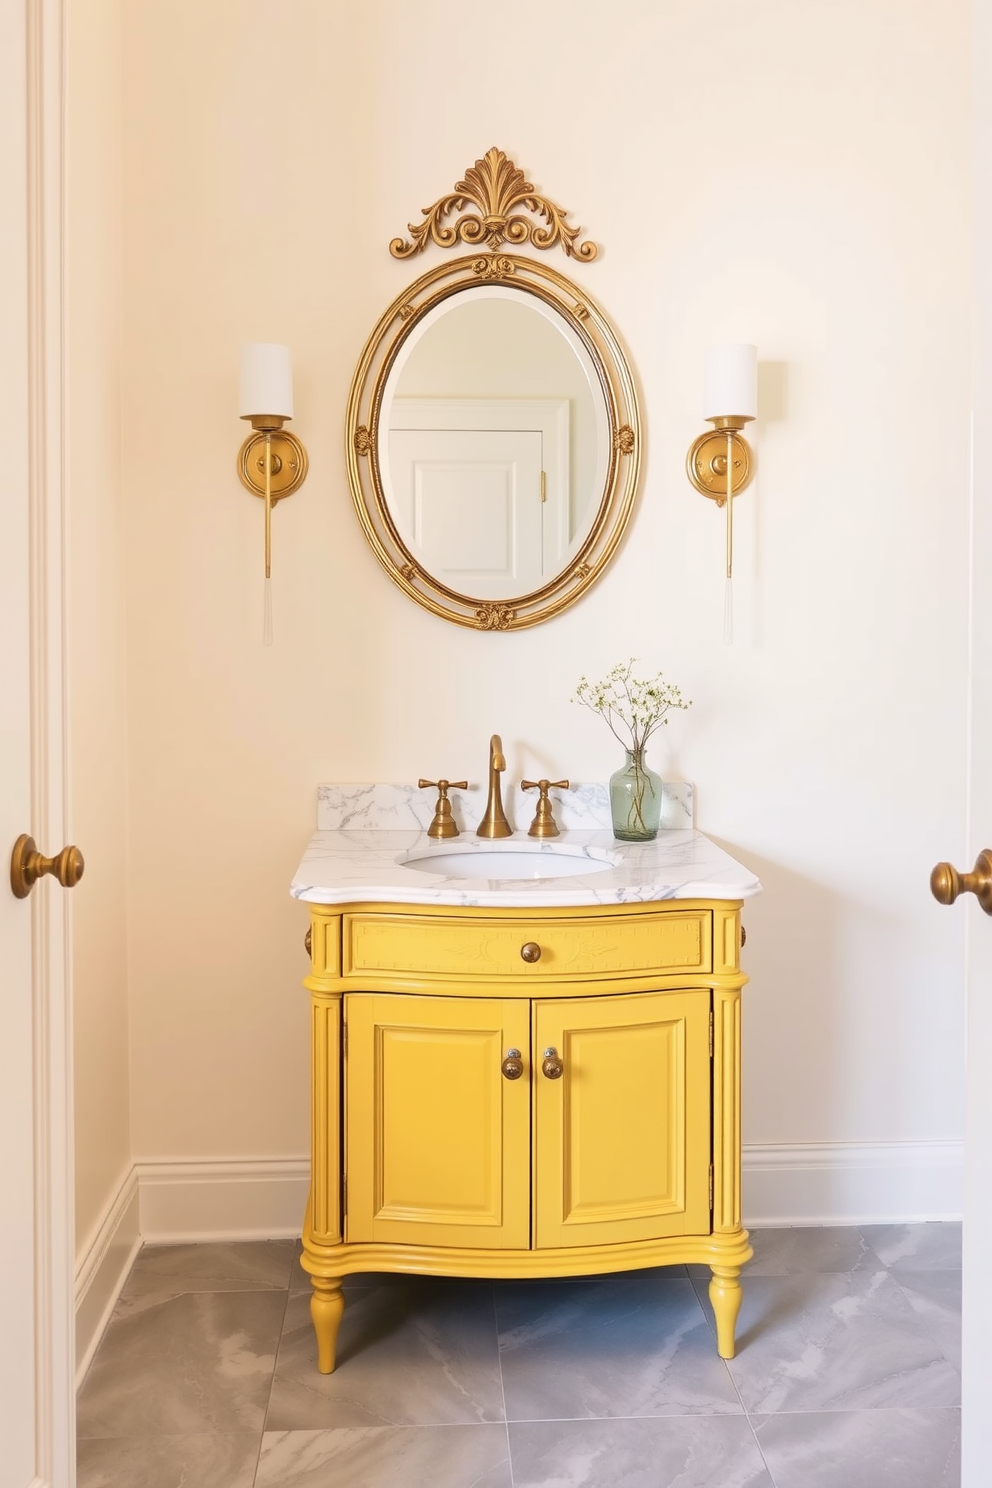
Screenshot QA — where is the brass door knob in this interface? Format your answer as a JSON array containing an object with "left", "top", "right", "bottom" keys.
[
  {"left": 542, "top": 1046, "right": 564, "bottom": 1079},
  {"left": 520, "top": 942, "right": 542, "bottom": 963},
  {"left": 501, "top": 1048, "right": 524, "bottom": 1080},
  {"left": 931, "top": 850, "right": 992, "bottom": 915},
  {"left": 10, "top": 834, "right": 84, "bottom": 900}
]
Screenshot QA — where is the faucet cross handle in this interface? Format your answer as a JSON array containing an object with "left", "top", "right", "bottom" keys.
[
  {"left": 521, "top": 778, "right": 570, "bottom": 838},
  {"left": 418, "top": 778, "right": 467, "bottom": 840}
]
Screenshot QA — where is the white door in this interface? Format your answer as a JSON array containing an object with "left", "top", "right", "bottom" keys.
[
  {"left": 388, "top": 427, "right": 545, "bottom": 596},
  {"left": 1, "top": 1, "right": 75, "bottom": 1482}
]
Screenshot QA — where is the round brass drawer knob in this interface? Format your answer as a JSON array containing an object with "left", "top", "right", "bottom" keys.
[
  {"left": 542, "top": 1046, "right": 563, "bottom": 1079},
  {"left": 501, "top": 1049, "right": 524, "bottom": 1080},
  {"left": 520, "top": 941, "right": 542, "bottom": 963},
  {"left": 304, "top": 926, "right": 313, "bottom": 958}
]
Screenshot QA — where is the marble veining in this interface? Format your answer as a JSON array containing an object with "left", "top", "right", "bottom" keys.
[
  {"left": 508, "top": 1417, "right": 774, "bottom": 1488},
  {"left": 292, "top": 825, "right": 758, "bottom": 908},
  {"left": 265, "top": 1287, "right": 505, "bottom": 1431},
  {"left": 751, "top": 1408, "right": 961, "bottom": 1488},
  {"left": 716, "top": 1272, "right": 962, "bottom": 1415},
  {"left": 495, "top": 1277, "right": 745, "bottom": 1421},
  {"left": 76, "top": 1290, "right": 286, "bottom": 1438},
  {"left": 77, "top": 1433, "right": 262, "bottom": 1488},
  {"left": 316, "top": 780, "right": 694, "bottom": 833},
  {"left": 255, "top": 1425, "right": 513, "bottom": 1488}
]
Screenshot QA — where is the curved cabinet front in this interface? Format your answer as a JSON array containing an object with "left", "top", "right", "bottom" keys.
[{"left": 299, "top": 898, "right": 751, "bottom": 1373}]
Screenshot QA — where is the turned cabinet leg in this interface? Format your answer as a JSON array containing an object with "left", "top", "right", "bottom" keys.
[
  {"left": 310, "top": 1277, "right": 345, "bottom": 1374},
  {"left": 708, "top": 1264, "right": 743, "bottom": 1359}
]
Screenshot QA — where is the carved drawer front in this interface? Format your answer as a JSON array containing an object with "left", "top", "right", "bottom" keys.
[{"left": 343, "top": 910, "right": 712, "bottom": 982}]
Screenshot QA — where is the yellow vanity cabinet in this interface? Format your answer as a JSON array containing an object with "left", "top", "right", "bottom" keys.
[{"left": 300, "top": 899, "right": 751, "bottom": 1374}]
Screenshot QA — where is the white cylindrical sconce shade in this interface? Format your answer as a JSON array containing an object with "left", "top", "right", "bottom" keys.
[
  {"left": 239, "top": 342, "right": 294, "bottom": 419},
  {"left": 703, "top": 343, "right": 757, "bottom": 421}
]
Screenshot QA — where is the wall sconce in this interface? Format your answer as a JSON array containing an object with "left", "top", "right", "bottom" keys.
[
  {"left": 237, "top": 342, "right": 309, "bottom": 643},
  {"left": 686, "top": 343, "right": 757, "bottom": 643}
]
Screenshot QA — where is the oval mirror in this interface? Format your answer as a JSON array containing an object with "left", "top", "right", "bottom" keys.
[
  {"left": 346, "top": 156, "right": 640, "bottom": 630},
  {"left": 382, "top": 285, "right": 610, "bottom": 603}
]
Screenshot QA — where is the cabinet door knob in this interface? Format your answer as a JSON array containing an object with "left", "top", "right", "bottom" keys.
[
  {"left": 304, "top": 926, "right": 312, "bottom": 958},
  {"left": 542, "top": 1046, "right": 564, "bottom": 1079},
  {"left": 931, "top": 850, "right": 992, "bottom": 915},
  {"left": 520, "top": 941, "right": 542, "bottom": 963},
  {"left": 501, "top": 1048, "right": 524, "bottom": 1080}
]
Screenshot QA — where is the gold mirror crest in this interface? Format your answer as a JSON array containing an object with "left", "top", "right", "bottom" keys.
[{"left": 390, "top": 147, "right": 598, "bottom": 263}]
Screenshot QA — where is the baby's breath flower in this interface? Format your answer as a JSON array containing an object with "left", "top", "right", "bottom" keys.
[{"left": 572, "top": 659, "right": 691, "bottom": 753}]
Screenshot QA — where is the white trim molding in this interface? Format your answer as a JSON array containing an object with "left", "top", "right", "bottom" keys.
[
  {"left": 17, "top": 0, "right": 75, "bottom": 1477},
  {"left": 135, "top": 1157, "right": 310, "bottom": 1243},
  {"left": 73, "top": 1145, "right": 965, "bottom": 1374},
  {"left": 73, "top": 1167, "right": 140, "bottom": 1384},
  {"left": 121, "top": 1145, "right": 964, "bottom": 1243},
  {"left": 743, "top": 1140, "right": 965, "bottom": 1226}
]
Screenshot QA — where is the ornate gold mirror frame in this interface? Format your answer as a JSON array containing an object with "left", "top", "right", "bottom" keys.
[{"left": 346, "top": 149, "right": 641, "bottom": 631}]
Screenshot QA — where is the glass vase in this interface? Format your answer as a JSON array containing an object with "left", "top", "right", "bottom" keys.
[{"left": 609, "top": 748, "right": 662, "bottom": 842}]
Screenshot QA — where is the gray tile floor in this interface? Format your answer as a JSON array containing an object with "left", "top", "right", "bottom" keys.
[{"left": 76, "top": 1223, "right": 962, "bottom": 1487}]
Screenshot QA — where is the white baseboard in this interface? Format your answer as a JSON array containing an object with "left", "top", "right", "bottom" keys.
[
  {"left": 134, "top": 1157, "right": 310, "bottom": 1243},
  {"left": 74, "top": 1165, "right": 141, "bottom": 1383},
  {"left": 74, "top": 1143, "right": 964, "bottom": 1378},
  {"left": 743, "top": 1140, "right": 964, "bottom": 1226},
  {"left": 131, "top": 1143, "right": 963, "bottom": 1241},
  {"left": 73, "top": 1142, "right": 963, "bottom": 1374}
]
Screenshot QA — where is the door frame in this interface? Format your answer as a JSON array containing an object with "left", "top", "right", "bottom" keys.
[
  {"left": 962, "top": 2, "right": 992, "bottom": 1474},
  {"left": 19, "top": 0, "right": 76, "bottom": 1479}
]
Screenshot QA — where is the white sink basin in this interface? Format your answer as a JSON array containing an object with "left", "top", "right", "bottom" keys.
[{"left": 398, "top": 841, "right": 619, "bottom": 880}]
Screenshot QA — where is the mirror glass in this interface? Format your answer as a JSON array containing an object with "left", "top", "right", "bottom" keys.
[{"left": 379, "top": 287, "right": 609, "bottom": 602}]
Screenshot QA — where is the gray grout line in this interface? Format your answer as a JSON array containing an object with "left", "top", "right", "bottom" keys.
[
  {"left": 491, "top": 1284, "right": 515, "bottom": 1488},
  {"left": 253, "top": 1276, "right": 295, "bottom": 1486}
]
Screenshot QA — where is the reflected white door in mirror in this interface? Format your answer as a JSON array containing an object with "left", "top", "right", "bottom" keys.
[{"left": 389, "top": 419, "right": 545, "bottom": 595}]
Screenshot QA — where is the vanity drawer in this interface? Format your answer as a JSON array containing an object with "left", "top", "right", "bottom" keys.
[{"left": 342, "top": 909, "right": 712, "bottom": 984}]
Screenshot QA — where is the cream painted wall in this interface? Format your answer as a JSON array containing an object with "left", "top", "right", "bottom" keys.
[
  {"left": 117, "top": 0, "right": 970, "bottom": 1167},
  {"left": 66, "top": 0, "right": 132, "bottom": 1252}
]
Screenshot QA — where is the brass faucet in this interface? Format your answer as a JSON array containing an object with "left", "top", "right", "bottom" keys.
[{"left": 476, "top": 734, "right": 513, "bottom": 838}]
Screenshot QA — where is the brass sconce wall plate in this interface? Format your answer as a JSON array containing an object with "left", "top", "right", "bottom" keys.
[
  {"left": 686, "top": 426, "right": 753, "bottom": 506},
  {"left": 237, "top": 428, "right": 309, "bottom": 503}
]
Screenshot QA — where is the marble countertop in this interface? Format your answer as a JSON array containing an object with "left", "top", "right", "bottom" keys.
[{"left": 291, "top": 827, "right": 761, "bottom": 910}]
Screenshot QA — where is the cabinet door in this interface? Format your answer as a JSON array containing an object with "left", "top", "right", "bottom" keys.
[
  {"left": 533, "top": 990, "right": 711, "bottom": 1249},
  {"left": 345, "top": 993, "right": 531, "bottom": 1248}
]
